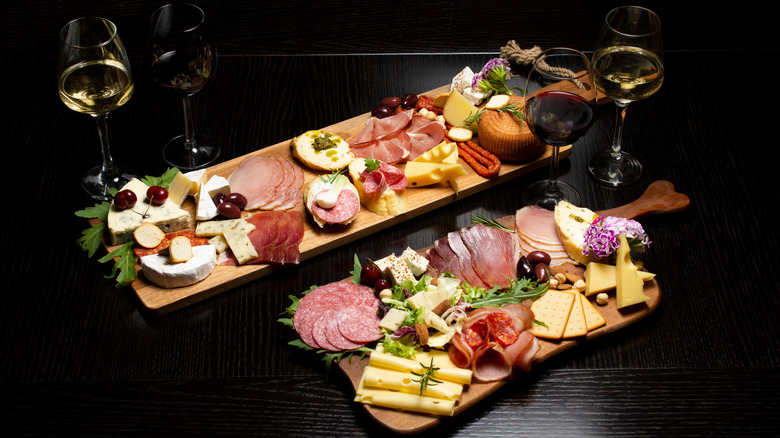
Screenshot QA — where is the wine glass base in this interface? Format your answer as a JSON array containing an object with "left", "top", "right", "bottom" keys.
[
  {"left": 163, "top": 134, "right": 220, "bottom": 171},
  {"left": 522, "top": 180, "right": 581, "bottom": 210},
  {"left": 83, "top": 164, "right": 138, "bottom": 202},
  {"left": 587, "top": 149, "right": 643, "bottom": 187}
]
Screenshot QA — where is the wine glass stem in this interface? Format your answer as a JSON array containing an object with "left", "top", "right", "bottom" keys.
[
  {"left": 92, "top": 113, "right": 118, "bottom": 179},
  {"left": 182, "top": 96, "right": 197, "bottom": 149},
  {"left": 546, "top": 145, "right": 561, "bottom": 196},
  {"left": 610, "top": 101, "right": 630, "bottom": 160}
]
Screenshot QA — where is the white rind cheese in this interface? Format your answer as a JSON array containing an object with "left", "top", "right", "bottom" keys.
[
  {"left": 195, "top": 175, "right": 230, "bottom": 221},
  {"left": 141, "top": 245, "right": 217, "bottom": 288},
  {"left": 107, "top": 178, "right": 192, "bottom": 245}
]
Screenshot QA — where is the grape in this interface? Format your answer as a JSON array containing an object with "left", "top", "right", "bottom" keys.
[
  {"left": 217, "top": 202, "right": 241, "bottom": 219},
  {"left": 114, "top": 189, "right": 137, "bottom": 209},
  {"left": 371, "top": 106, "right": 394, "bottom": 119},
  {"left": 226, "top": 193, "right": 247, "bottom": 210},
  {"left": 400, "top": 93, "right": 418, "bottom": 109},
  {"left": 146, "top": 186, "right": 169, "bottom": 205}
]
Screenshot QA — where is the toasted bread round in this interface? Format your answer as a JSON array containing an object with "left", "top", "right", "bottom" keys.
[{"left": 291, "top": 130, "right": 353, "bottom": 172}]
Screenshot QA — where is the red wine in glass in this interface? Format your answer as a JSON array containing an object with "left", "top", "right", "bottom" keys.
[
  {"left": 151, "top": 46, "right": 214, "bottom": 97},
  {"left": 524, "top": 91, "right": 594, "bottom": 147}
]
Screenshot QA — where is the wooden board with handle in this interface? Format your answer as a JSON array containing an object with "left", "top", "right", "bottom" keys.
[
  {"left": 336, "top": 180, "right": 689, "bottom": 434},
  {"left": 114, "top": 80, "right": 606, "bottom": 314}
]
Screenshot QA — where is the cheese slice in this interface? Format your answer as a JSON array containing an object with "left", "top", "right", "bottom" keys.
[
  {"left": 140, "top": 245, "right": 217, "bottom": 288},
  {"left": 167, "top": 171, "right": 193, "bottom": 206},
  {"left": 554, "top": 201, "right": 599, "bottom": 265},
  {"left": 368, "top": 349, "right": 473, "bottom": 385},
  {"left": 354, "top": 386, "right": 456, "bottom": 416},
  {"left": 183, "top": 169, "right": 207, "bottom": 196},
  {"left": 405, "top": 162, "right": 466, "bottom": 188},
  {"left": 442, "top": 89, "right": 479, "bottom": 128},
  {"left": 616, "top": 234, "right": 650, "bottom": 308},
  {"left": 195, "top": 218, "right": 254, "bottom": 237},
  {"left": 107, "top": 178, "right": 192, "bottom": 245},
  {"left": 412, "top": 142, "right": 457, "bottom": 163},
  {"left": 359, "top": 366, "right": 464, "bottom": 400},
  {"left": 222, "top": 220, "right": 258, "bottom": 265},
  {"left": 584, "top": 262, "right": 656, "bottom": 296}
]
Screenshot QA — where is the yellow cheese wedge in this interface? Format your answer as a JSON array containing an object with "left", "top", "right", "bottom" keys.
[
  {"left": 167, "top": 171, "right": 193, "bottom": 206},
  {"left": 442, "top": 89, "right": 479, "bottom": 128},
  {"left": 584, "top": 262, "right": 656, "bottom": 296},
  {"left": 412, "top": 141, "right": 457, "bottom": 163},
  {"left": 405, "top": 162, "right": 467, "bottom": 188},
  {"left": 616, "top": 234, "right": 650, "bottom": 308}
]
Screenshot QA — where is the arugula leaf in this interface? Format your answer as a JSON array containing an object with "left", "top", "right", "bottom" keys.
[
  {"left": 351, "top": 254, "right": 362, "bottom": 284},
  {"left": 471, "top": 277, "right": 549, "bottom": 308},
  {"left": 97, "top": 242, "right": 138, "bottom": 288},
  {"left": 77, "top": 222, "right": 107, "bottom": 258},
  {"left": 75, "top": 202, "right": 110, "bottom": 220}
]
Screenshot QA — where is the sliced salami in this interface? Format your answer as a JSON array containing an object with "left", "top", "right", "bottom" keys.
[
  {"left": 311, "top": 189, "right": 360, "bottom": 225},
  {"left": 312, "top": 311, "right": 340, "bottom": 351},
  {"left": 324, "top": 313, "right": 363, "bottom": 350},
  {"left": 338, "top": 306, "right": 382, "bottom": 344}
]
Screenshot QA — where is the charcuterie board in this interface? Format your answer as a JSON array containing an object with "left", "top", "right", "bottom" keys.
[
  {"left": 117, "top": 83, "right": 583, "bottom": 315},
  {"left": 336, "top": 181, "right": 689, "bottom": 434}
]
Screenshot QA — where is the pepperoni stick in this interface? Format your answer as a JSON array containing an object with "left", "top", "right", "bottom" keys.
[{"left": 457, "top": 141, "right": 502, "bottom": 178}]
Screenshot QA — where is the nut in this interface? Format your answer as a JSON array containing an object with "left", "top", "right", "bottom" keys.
[
  {"left": 415, "top": 322, "right": 429, "bottom": 346},
  {"left": 378, "top": 289, "right": 392, "bottom": 300},
  {"left": 573, "top": 279, "right": 586, "bottom": 291},
  {"left": 549, "top": 278, "right": 559, "bottom": 289},
  {"left": 554, "top": 273, "right": 567, "bottom": 284},
  {"left": 596, "top": 293, "right": 609, "bottom": 305}
]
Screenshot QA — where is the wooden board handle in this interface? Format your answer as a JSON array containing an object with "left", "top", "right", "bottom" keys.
[{"left": 596, "top": 180, "right": 690, "bottom": 220}]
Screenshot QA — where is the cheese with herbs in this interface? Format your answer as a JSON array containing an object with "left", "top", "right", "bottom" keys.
[{"left": 107, "top": 178, "right": 192, "bottom": 245}]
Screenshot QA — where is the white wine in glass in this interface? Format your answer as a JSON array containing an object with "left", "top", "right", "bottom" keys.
[
  {"left": 588, "top": 6, "right": 663, "bottom": 187},
  {"left": 58, "top": 17, "right": 137, "bottom": 201}
]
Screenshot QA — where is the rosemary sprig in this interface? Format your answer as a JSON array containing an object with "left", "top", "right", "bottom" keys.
[
  {"left": 471, "top": 214, "right": 515, "bottom": 233},
  {"left": 411, "top": 358, "right": 443, "bottom": 396}
]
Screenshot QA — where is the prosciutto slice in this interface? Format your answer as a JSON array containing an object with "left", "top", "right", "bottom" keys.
[
  {"left": 227, "top": 156, "right": 303, "bottom": 211},
  {"left": 218, "top": 211, "right": 304, "bottom": 266},
  {"left": 349, "top": 111, "right": 445, "bottom": 164},
  {"left": 515, "top": 205, "right": 576, "bottom": 266},
  {"left": 425, "top": 223, "right": 519, "bottom": 289}
]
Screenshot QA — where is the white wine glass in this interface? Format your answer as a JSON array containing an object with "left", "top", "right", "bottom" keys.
[
  {"left": 58, "top": 17, "right": 137, "bottom": 201},
  {"left": 588, "top": 6, "right": 664, "bottom": 187},
  {"left": 522, "top": 48, "right": 597, "bottom": 209},
  {"left": 150, "top": 3, "right": 219, "bottom": 170}
]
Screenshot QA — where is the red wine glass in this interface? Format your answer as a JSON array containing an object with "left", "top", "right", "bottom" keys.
[
  {"left": 150, "top": 3, "right": 219, "bottom": 170},
  {"left": 522, "top": 48, "right": 597, "bottom": 209}
]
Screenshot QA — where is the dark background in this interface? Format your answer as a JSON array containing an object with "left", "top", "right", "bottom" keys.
[{"left": 2, "top": 1, "right": 779, "bottom": 437}]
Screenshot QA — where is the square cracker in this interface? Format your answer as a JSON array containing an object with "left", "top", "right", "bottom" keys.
[
  {"left": 529, "top": 290, "right": 575, "bottom": 340},
  {"left": 563, "top": 291, "right": 588, "bottom": 339}
]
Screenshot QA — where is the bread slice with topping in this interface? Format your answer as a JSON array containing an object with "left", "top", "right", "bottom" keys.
[{"left": 290, "top": 130, "right": 354, "bottom": 171}]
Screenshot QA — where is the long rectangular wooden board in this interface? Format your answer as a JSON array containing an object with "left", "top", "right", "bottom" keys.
[{"left": 122, "top": 84, "right": 573, "bottom": 314}]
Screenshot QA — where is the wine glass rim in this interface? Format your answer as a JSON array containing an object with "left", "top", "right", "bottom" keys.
[
  {"left": 151, "top": 3, "right": 206, "bottom": 33},
  {"left": 59, "top": 17, "right": 118, "bottom": 49},
  {"left": 533, "top": 47, "right": 591, "bottom": 81},
  {"left": 605, "top": 5, "right": 662, "bottom": 37}
]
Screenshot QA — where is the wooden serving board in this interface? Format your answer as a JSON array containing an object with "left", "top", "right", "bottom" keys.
[
  {"left": 337, "top": 180, "right": 689, "bottom": 434},
  {"left": 118, "top": 84, "right": 578, "bottom": 314}
]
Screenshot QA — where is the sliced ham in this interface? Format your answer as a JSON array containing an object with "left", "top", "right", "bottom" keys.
[
  {"left": 227, "top": 156, "right": 303, "bottom": 211},
  {"left": 349, "top": 110, "right": 444, "bottom": 164},
  {"left": 515, "top": 205, "right": 577, "bottom": 266},
  {"left": 472, "top": 341, "right": 513, "bottom": 382}
]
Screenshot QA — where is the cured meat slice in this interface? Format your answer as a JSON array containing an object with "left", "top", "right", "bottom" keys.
[
  {"left": 446, "top": 232, "right": 488, "bottom": 288},
  {"left": 472, "top": 341, "right": 513, "bottom": 382},
  {"left": 350, "top": 110, "right": 413, "bottom": 146},
  {"left": 459, "top": 224, "right": 518, "bottom": 289},
  {"left": 515, "top": 205, "right": 562, "bottom": 245},
  {"left": 503, "top": 330, "right": 536, "bottom": 368},
  {"left": 485, "top": 312, "right": 521, "bottom": 347},
  {"left": 228, "top": 156, "right": 303, "bottom": 211},
  {"left": 311, "top": 188, "right": 360, "bottom": 225},
  {"left": 448, "top": 331, "right": 474, "bottom": 369},
  {"left": 282, "top": 211, "right": 305, "bottom": 264},
  {"left": 406, "top": 117, "right": 446, "bottom": 161},
  {"left": 349, "top": 110, "right": 442, "bottom": 164},
  {"left": 338, "top": 306, "right": 382, "bottom": 343},
  {"left": 513, "top": 335, "right": 540, "bottom": 372}
]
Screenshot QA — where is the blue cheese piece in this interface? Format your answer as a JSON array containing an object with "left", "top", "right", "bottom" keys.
[
  {"left": 141, "top": 245, "right": 217, "bottom": 288},
  {"left": 107, "top": 178, "right": 192, "bottom": 245},
  {"left": 374, "top": 254, "right": 415, "bottom": 284}
]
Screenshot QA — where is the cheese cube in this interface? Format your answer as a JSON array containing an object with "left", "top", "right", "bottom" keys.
[
  {"left": 379, "top": 308, "right": 408, "bottom": 332},
  {"left": 406, "top": 293, "right": 428, "bottom": 311},
  {"left": 401, "top": 247, "right": 429, "bottom": 277},
  {"left": 374, "top": 254, "right": 415, "bottom": 284}
]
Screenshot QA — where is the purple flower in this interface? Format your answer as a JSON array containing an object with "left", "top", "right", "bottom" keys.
[
  {"left": 582, "top": 216, "right": 651, "bottom": 259},
  {"left": 471, "top": 58, "right": 513, "bottom": 93}
]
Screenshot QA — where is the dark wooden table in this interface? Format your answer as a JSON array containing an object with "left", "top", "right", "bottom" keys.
[{"left": 2, "top": 1, "right": 779, "bottom": 436}]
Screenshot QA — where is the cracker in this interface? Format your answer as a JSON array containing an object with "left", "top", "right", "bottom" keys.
[
  {"left": 562, "top": 291, "right": 588, "bottom": 338},
  {"left": 581, "top": 294, "right": 606, "bottom": 331},
  {"left": 529, "top": 290, "right": 575, "bottom": 340}
]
